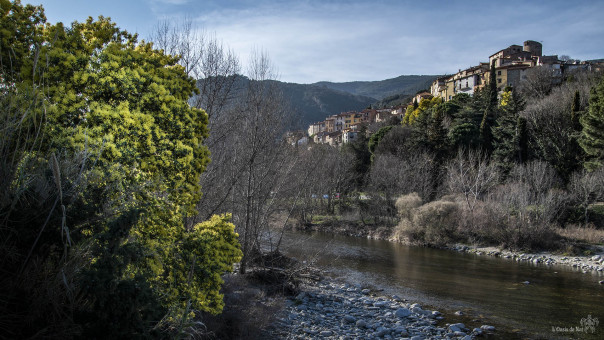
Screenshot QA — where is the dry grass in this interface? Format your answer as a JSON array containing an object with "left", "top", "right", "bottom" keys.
[{"left": 557, "top": 225, "right": 604, "bottom": 244}]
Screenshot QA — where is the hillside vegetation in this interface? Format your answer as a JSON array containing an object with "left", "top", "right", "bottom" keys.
[{"left": 314, "top": 75, "right": 438, "bottom": 100}]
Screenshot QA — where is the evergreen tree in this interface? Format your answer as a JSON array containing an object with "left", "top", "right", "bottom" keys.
[
  {"left": 480, "top": 61, "right": 498, "bottom": 153},
  {"left": 427, "top": 105, "right": 449, "bottom": 199},
  {"left": 492, "top": 87, "right": 525, "bottom": 175},
  {"left": 515, "top": 116, "right": 529, "bottom": 163},
  {"left": 580, "top": 76, "right": 604, "bottom": 170},
  {"left": 428, "top": 105, "right": 449, "bottom": 156},
  {"left": 571, "top": 90, "right": 582, "bottom": 131},
  {"left": 449, "top": 106, "right": 481, "bottom": 151},
  {"left": 345, "top": 124, "right": 372, "bottom": 188}
]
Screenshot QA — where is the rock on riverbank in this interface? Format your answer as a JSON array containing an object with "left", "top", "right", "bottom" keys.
[
  {"left": 449, "top": 245, "right": 604, "bottom": 275},
  {"left": 269, "top": 280, "right": 495, "bottom": 339}
]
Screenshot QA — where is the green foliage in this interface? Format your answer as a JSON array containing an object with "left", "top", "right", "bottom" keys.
[
  {"left": 368, "top": 125, "right": 394, "bottom": 157},
  {"left": 448, "top": 108, "right": 481, "bottom": 149},
  {"left": 0, "top": 0, "right": 46, "bottom": 83},
  {"left": 580, "top": 75, "right": 604, "bottom": 170},
  {"left": 571, "top": 90, "right": 582, "bottom": 129},
  {"left": 492, "top": 88, "right": 526, "bottom": 175},
  {"left": 344, "top": 125, "right": 371, "bottom": 188},
  {"left": 1, "top": 2, "right": 241, "bottom": 337},
  {"left": 402, "top": 96, "right": 441, "bottom": 124}
]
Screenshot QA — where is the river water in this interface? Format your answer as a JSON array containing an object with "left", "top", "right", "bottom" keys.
[{"left": 273, "top": 229, "right": 604, "bottom": 339}]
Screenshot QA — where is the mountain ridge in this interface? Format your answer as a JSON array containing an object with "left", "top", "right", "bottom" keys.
[
  {"left": 313, "top": 74, "right": 438, "bottom": 100},
  {"left": 197, "top": 74, "right": 438, "bottom": 128}
]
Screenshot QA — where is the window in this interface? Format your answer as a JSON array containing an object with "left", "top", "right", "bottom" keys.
[
  {"left": 497, "top": 79, "right": 502, "bottom": 83},
  {"left": 497, "top": 70, "right": 502, "bottom": 75}
]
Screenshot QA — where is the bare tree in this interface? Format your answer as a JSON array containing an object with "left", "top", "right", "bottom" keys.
[
  {"left": 446, "top": 149, "right": 499, "bottom": 224},
  {"left": 518, "top": 66, "right": 558, "bottom": 100},
  {"left": 521, "top": 71, "right": 598, "bottom": 180},
  {"left": 150, "top": 20, "right": 303, "bottom": 274},
  {"left": 569, "top": 168, "right": 604, "bottom": 224},
  {"left": 508, "top": 160, "right": 561, "bottom": 199},
  {"left": 223, "top": 50, "right": 294, "bottom": 274}
]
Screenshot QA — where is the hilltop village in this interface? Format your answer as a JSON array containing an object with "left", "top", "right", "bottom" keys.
[{"left": 299, "top": 40, "right": 604, "bottom": 147}]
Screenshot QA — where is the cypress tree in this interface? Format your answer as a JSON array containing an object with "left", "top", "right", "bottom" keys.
[
  {"left": 579, "top": 76, "right": 604, "bottom": 170},
  {"left": 480, "top": 61, "right": 498, "bottom": 153},
  {"left": 571, "top": 90, "right": 582, "bottom": 131},
  {"left": 516, "top": 116, "right": 529, "bottom": 164},
  {"left": 427, "top": 106, "right": 449, "bottom": 199},
  {"left": 492, "top": 88, "right": 525, "bottom": 175}
]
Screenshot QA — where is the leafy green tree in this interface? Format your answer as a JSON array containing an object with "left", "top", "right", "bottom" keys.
[
  {"left": 580, "top": 75, "right": 604, "bottom": 170},
  {"left": 1, "top": 2, "right": 241, "bottom": 337}
]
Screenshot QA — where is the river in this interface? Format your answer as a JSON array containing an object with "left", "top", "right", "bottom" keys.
[{"left": 273, "top": 229, "right": 604, "bottom": 339}]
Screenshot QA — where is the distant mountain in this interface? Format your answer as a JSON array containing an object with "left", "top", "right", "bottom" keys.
[
  {"left": 313, "top": 75, "right": 438, "bottom": 100},
  {"left": 274, "top": 81, "right": 376, "bottom": 127},
  {"left": 197, "top": 75, "right": 438, "bottom": 129}
]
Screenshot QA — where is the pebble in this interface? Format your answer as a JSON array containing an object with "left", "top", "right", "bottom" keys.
[
  {"left": 395, "top": 307, "right": 411, "bottom": 318},
  {"left": 450, "top": 245, "right": 604, "bottom": 274},
  {"left": 269, "top": 280, "right": 477, "bottom": 339},
  {"left": 481, "top": 324, "right": 496, "bottom": 332},
  {"left": 343, "top": 315, "right": 356, "bottom": 323},
  {"left": 448, "top": 323, "right": 466, "bottom": 333}
]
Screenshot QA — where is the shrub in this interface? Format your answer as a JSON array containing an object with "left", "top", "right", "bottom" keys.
[
  {"left": 395, "top": 193, "right": 422, "bottom": 220},
  {"left": 393, "top": 200, "right": 460, "bottom": 246}
]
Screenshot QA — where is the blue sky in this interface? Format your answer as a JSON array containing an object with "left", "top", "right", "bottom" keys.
[{"left": 24, "top": 0, "right": 604, "bottom": 83}]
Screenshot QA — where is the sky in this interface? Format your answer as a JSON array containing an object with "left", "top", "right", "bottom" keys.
[{"left": 23, "top": 0, "right": 604, "bottom": 84}]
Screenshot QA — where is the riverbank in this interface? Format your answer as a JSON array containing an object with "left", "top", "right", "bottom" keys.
[
  {"left": 268, "top": 277, "right": 496, "bottom": 339},
  {"left": 447, "top": 244, "right": 604, "bottom": 277},
  {"left": 295, "top": 221, "right": 604, "bottom": 279}
]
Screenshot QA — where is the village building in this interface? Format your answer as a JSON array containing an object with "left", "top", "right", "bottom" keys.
[
  {"left": 452, "top": 63, "right": 490, "bottom": 96},
  {"left": 489, "top": 40, "right": 542, "bottom": 67},
  {"left": 307, "top": 121, "right": 326, "bottom": 136},
  {"left": 325, "top": 117, "right": 335, "bottom": 132},
  {"left": 325, "top": 131, "right": 342, "bottom": 146},
  {"left": 414, "top": 92, "right": 432, "bottom": 104},
  {"left": 342, "top": 129, "right": 358, "bottom": 144}
]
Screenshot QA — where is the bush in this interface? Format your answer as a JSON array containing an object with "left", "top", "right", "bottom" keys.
[
  {"left": 395, "top": 193, "right": 422, "bottom": 220},
  {"left": 393, "top": 199, "right": 459, "bottom": 246}
]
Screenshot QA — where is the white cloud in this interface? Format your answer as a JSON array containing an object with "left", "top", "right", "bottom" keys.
[{"left": 186, "top": 0, "right": 604, "bottom": 83}]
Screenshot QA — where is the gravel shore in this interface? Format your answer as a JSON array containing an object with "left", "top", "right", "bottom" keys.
[{"left": 269, "top": 279, "right": 496, "bottom": 339}]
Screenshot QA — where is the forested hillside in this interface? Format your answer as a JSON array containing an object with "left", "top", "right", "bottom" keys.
[
  {"left": 314, "top": 75, "right": 438, "bottom": 100},
  {"left": 198, "top": 76, "right": 378, "bottom": 127}
]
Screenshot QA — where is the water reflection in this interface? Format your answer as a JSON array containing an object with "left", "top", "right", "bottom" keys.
[{"left": 277, "top": 230, "right": 604, "bottom": 339}]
